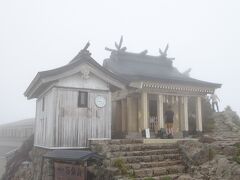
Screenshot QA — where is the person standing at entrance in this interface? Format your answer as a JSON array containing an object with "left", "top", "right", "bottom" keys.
[
  {"left": 210, "top": 93, "right": 220, "bottom": 112},
  {"left": 164, "top": 105, "right": 174, "bottom": 138}
]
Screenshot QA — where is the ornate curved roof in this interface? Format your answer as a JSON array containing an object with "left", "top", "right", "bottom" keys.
[{"left": 103, "top": 50, "right": 221, "bottom": 88}]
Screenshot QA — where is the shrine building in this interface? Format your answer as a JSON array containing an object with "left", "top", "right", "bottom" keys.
[{"left": 24, "top": 39, "right": 221, "bottom": 149}]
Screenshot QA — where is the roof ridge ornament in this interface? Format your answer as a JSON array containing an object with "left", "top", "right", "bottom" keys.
[
  {"left": 159, "top": 44, "right": 169, "bottom": 57},
  {"left": 159, "top": 44, "right": 175, "bottom": 61},
  {"left": 105, "top": 36, "right": 127, "bottom": 52},
  {"left": 69, "top": 42, "right": 91, "bottom": 64},
  {"left": 139, "top": 50, "right": 148, "bottom": 55},
  {"left": 79, "top": 42, "right": 91, "bottom": 56},
  {"left": 183, "top": 68, "right": 192, "bottom": 77}
]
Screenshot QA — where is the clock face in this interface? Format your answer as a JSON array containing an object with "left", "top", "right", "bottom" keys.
[{"left": 95, "top": 96, "right": 106, "bottom": 108}]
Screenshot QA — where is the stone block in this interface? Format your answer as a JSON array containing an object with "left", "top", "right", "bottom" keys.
[
  {"left": 135, "top": 169, "right": 153, "bottom": 178},
  {"left": 153, "top": 168, "right": 167, "bottom": 176}
]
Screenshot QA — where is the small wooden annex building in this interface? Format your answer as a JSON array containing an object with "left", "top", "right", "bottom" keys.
[
  {"left": 25, "top": 39, "right": 221, "bottom": 149},
  {"left": 24, "top": 44, "right": 125, "bottom": 148}
]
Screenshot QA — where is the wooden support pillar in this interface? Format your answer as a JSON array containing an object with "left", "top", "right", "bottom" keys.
[
  {"left": 141, "top": 92, "right": 148, "bottom": 130},
  {"left": 121, "top": 99, "right": 127, "bottom": 132},
  {"left": 127, "top": 96, "right": 133, "bottom": 132},
  {"left": 183, "top": 96, "right": 189, "bottom": 137},
  {"left": 196, "top": 97, "right": 203, "bottom": 133},
  {"left": 157, "top": 94, "right": 164, "bottom": 129},
  {"left": 114, "top": 101, "right": 122, "bottom": 132}
]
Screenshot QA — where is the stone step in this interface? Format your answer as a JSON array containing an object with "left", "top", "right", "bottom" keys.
[
  {"left": 133, "top": 165, "right": 185, "bottom": 178},
  {"left": 89, "top": 139, "right": 144, "bottom": 146},
  {"left": 108, "top": 139, "right": 144, "bottom": 145},
  {"left": 128, "top": 160, "right": 183, "bottom": 170},
  {"left": 113, "top": 173, "right": 183, "bottom": 180},
  {"left": 135, "top": 174, "right": 183, "bottom": 180},
  {"left": 110, "top": 148, "right": 180, "bottom": 157},
  {"left": 111, "top": 154, "right": 182, "bottom": 164},
  {"left": 109, "top": 143, "right": 178, "bottom": 152}
]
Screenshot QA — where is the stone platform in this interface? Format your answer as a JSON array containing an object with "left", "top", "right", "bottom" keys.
[
  {"left": 143, "top": 138, "right": 198, "bottom": 144},
  {"left": 89, "top": 138, "right": 198, "bottom": 145}
]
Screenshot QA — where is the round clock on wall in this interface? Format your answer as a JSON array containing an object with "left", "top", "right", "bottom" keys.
[{"left": 95, "top": 96, "right": 106, "bottom": 108}]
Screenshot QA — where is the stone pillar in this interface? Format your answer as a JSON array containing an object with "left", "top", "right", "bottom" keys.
[
  {"left": 157, "top": 94, "right": 164, "bottom": 129},
  {"left": 182, "top": 96, "right": 189, "bottom": 137},
  {"left": 141, "top": 92, "right": 148, "bottom": 130},
  {"left": 127, "top": 96, "right": 133, "bottom": 132},
  {"left": 121, "top": 99, "right": 127, "bottom": 132},
  {"left": 196, "top": 96, "right": 203, "bottom": 135}
]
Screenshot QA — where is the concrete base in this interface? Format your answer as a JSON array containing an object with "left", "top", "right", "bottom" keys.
[
  {"left": 125, "top": 132, "right": 142, "bottom": 139},
  {"left": 182, "top": 131, "right": 189, "bottom": 138},
  {"left": 89, "top": 138, "right": 199, "bottom": 145}
]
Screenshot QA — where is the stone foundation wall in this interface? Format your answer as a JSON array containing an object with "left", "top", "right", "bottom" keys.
[{"left": 31, "top": 147, "right": 53, "bottom": 180}]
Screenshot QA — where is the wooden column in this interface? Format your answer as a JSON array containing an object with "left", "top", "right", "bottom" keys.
[
  {"left": 141, "top": 92, "right": 148, "bottom": 130},
  {"left": 183, "top": 96, "right": 189, "bottom": 137},
  {"left": 196, "top": 97, "right": 203, "bottom": 132},
  {"left": 115, "top": 101, "right": 122, "bottom": 132},
  {"left": 111, "top": 101, "right": 117, "bottom": 133},
  {"left": 157, "top": 94, "right": 164, "bottom": 129},
  {"left": 127, "top": 96, "right": 133, "bottom": 132},
  {"left": 121, "top": 99, "right": 127, "bottom": 132}
]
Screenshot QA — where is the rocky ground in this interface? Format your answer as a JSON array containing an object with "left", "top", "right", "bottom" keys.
[{"left": 178, "top": 109, "right": 240, "bottom": 180}]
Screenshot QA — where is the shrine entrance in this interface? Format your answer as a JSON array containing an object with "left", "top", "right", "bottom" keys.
[{"left": 148, "top": 97, "right": 158, "bottom": 132}]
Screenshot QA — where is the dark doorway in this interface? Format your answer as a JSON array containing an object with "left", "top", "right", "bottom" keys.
[
  {"left": 149, "top": 100, "right": 157, "bottom": 116},
  {"left": 149, "top": 99, "right": 158, "bottom": 131}
]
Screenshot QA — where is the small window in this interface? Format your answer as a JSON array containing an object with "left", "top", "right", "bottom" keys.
[
  {"left": 78, "top": 91, "right": 88, "bottom": 108},
  {"left": 42, "top": 97, "right": 45, "bottom": 111}
]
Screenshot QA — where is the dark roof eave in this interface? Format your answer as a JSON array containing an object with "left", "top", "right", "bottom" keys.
[
  {"left": 43, "top": 150, "right": 103, "bottom": 161},
  {"left": 120, "top": 74, "right": 221, "bottom": 89}
]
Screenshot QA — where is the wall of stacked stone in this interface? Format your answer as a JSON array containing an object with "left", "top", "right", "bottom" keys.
[{"left": 31, "top": 147, "right": 53, "bottom": 180}]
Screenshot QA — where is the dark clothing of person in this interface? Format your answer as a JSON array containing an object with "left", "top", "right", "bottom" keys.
[{"left": 165, "top": 110, "right": 174, "bottom": 123}]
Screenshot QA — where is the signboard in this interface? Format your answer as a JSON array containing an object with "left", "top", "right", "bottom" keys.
[
  {"left": 54, "top": 162, "right": 85, "bottom": 180},
  {"left": 145, "top": 128, "right": 150, "bottom": 139}
]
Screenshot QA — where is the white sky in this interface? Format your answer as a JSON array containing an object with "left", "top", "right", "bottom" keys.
[{"left": 0, "top": 0, "right": 239, "bottom": 124}]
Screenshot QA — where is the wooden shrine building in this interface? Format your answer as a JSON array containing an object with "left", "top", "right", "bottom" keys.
[{"left": 25, "top": 39, "right": 221, "bottom": 149}]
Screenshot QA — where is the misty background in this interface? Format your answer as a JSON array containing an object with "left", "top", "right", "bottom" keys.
[{"left": 0, "top": 0, "right": 239, "bottom": 124}]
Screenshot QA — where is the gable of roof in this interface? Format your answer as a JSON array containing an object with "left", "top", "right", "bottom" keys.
[{"left": 24, "top": 52, "right": 127, "bottom": 99}]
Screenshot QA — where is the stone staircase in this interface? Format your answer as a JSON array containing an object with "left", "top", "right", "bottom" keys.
[{"left": 90, "top": 139, "right": 187, "bottom": 179}]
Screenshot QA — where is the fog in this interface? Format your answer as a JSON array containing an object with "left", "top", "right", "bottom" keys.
[{"left": 0, "top": 0, "right": 239, "bottom": 124}]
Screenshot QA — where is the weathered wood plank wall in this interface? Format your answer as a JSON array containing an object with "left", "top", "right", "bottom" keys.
[
  {"left": 34, "top": 72, "right": 112, "bottom": 148},
  {"left": 35, "top": 89, "right": 55, "bottom": 147},
  {"left": 54, "top": 88, "right": 111, "bottom": 147}
]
